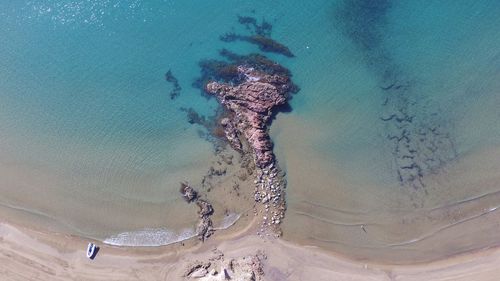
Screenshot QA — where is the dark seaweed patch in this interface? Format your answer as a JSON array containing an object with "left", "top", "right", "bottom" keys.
[
  {"left": 193, "top": 49, "right": 299, "bottom": 99},
  {"left": 334, "top": 0, "right": 457, "bottom": 191},
  {"left": 180, "top": 107, "right": 230, "bottom": 152},
  {"left": 165, "top": 70, "right": 182, "bottom": 100},
  {"left": 334, "top": 0, "right": 392, "bottom": 52},
  {"left": 237, "top": 15, "right": 272, "bottom": 37},
  {"left": 220, "top": 15, "right": 294, "bottom": 57}
]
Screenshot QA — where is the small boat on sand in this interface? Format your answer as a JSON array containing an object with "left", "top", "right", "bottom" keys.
[{"left": 87, "top": 243, "right": 96, "bottom": 259}]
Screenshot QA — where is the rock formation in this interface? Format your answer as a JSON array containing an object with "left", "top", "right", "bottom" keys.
[
  {"left": 179, "top": 183, "right": 215, "bottom": 241},
  {"left": 180, "top": 182, "right": 198, "bottom": 203},
  {"left": 205, "top": 66, "right": 291, "bottom": 168},
  {"left": 204, "top": 65, "right": 291, "bottom": 236}
]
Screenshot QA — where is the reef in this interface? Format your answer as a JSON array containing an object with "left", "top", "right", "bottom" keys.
[{"left": 165, "top": 69, "right": 182, "bottom": 100}]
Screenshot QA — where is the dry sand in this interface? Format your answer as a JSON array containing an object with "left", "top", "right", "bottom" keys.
[{"left": 2, "top": 217, "right": 500, "bottom": 281}]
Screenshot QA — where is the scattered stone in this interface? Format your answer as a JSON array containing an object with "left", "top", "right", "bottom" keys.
[{"left": 180, "top": 182, "right": 198, "bottom": 203}]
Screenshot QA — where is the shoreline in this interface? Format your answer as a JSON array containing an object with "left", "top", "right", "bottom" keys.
[{"left": 3, "top": 215, "right": 500, "bottom": 280}]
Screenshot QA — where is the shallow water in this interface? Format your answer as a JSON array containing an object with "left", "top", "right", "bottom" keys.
[
  {"left": 274, "top": 0, "right": 500, "bottom": 263},
  {"left": 1, "top": 0, "right": 500, "bottom": 261}
]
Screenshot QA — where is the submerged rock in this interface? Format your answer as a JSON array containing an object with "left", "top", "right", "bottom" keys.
[
  {"left": 196, "top": 200, "right": 214, "bottom": 218},
  {"left": 180, "top": 182, "right": 198, "bottom": 203}
]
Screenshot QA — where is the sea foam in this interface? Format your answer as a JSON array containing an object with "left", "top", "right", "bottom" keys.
[{"left": 103, "top": 213, "right": 241, "bottom": 246}]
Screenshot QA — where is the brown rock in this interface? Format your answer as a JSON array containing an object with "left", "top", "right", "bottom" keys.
[
  {"left": 196, "top": 200, "right": 214, "bottom": 218},
  {"left": 205, "top": 66, "right": 291, "bottom": 168},
  {"left": 179, "top": 182, "right": 198, "bottom": 203}
]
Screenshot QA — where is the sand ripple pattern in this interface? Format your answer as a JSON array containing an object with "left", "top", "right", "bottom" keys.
[{"left": 295, "top": 187, "right": 500, "bottom": 253}]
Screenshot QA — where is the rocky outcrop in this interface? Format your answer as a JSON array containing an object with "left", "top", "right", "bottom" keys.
[
  {"left": 179, "top": 183, "right": 214, "bottom": 241},
  {"left": 180, "top": 182, "right": 198, "bottom": 203},
  {"left": 205, "top": 66, "right": 291, "bottom": 168}
]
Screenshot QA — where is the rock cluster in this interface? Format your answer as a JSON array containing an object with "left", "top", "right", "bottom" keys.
[
  {"left": 183, "top": 249, "right": 266, "bottom": 281},
  {"left": 180, "top": 182, "right": 198, "bottom": 203},
  {"left": 205, "top": 66, "right": 290, "bottom": 168},
  {"left": 180, "top": 183, "right": 214, "bottom": 241}
]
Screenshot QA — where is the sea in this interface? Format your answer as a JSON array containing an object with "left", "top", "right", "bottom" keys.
[{"left": 1, "top": 0, "right": 500, "bottom": 263}]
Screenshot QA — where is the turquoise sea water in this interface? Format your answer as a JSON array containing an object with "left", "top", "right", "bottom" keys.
[{"left": 1, "top": 1, "right": 500, "bottom": 261}]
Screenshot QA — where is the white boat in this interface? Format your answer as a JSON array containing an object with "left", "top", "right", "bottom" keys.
[{"left": 86, "top": 242, "right": 96, "bottom": 259}]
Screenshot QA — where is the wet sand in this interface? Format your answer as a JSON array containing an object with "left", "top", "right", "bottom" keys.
[{"left": 3, "top": 216, "right": 500, "bottom": 280}]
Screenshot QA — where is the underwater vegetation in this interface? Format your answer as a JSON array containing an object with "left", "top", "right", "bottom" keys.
[
  {"left": 334, "top": 0, "right": 392, "bottom": 52},
  {"left": 335, "top": 0, "right": 457, "bottom": 191},
  {"left": 193, "top": 49, "right": 298, "bottom": 97},
  {"left": 220, "top": 15, "right": 294, "bottom": 57},
  {"left": 180, "top": 107, "right": 230, "bottom": 151},
  {"left": 237, "top": 15, "right": 272, "bottom": 37},
  {"left": 164, "top": 70, "right": 182, "bottom": 100},
  {"left": 220, "top": 33, "right": 295, "bottom": 58}
]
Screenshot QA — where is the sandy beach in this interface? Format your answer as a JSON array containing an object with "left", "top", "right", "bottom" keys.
[{"left": 2, "top": 216, "right": 500, "bottom": 281}]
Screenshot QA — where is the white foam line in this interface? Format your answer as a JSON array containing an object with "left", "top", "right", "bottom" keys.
[
  {"left": 103, "top": 227, "right": 196, "bottom": 247},
  {"left": 103, "top": 213, "right": 242, "bottom": 247}
]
